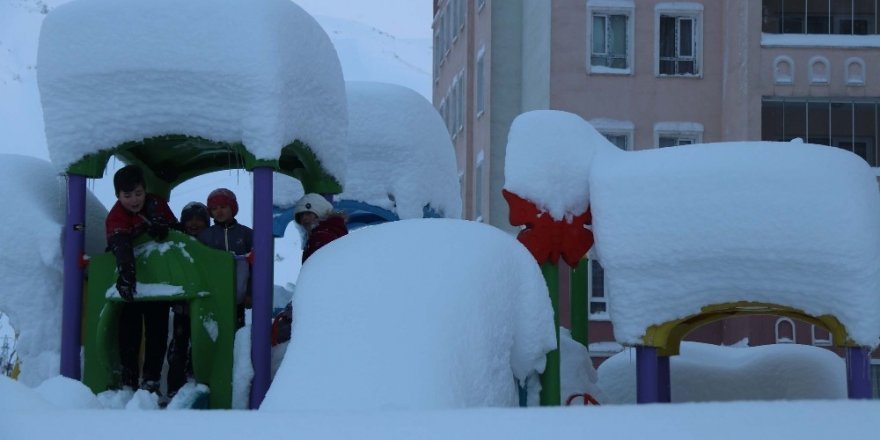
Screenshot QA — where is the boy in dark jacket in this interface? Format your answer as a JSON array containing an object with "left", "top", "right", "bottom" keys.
[
  {"left": 197, "top": 188, "right": 253, "bottom": 328},
  {"left": 105, "top": 165, "right": 178, "bottom": 392},
  {"left": 166, "top": 202, "right": 210, "bottom": 398}
]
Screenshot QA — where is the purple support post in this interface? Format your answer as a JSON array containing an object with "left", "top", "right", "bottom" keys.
[
  {"left": 61, "top": 174, "right": 87, "bottom": 379},
  {"left": 658, "top": 355, "right": 671, "bottom": 403},
  {"left": 249, "top": 167, "right": 274, "bottom": 409},
  {"left": 636, "top": 346, "right": 659, "bottom": 404},
  {"left": 846, "top": 346, "right": 872, "bottom": 399}
]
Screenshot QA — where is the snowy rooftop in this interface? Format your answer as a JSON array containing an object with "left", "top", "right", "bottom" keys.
[
  {"left": 37, "top": 0, "right": 347, "bottom": 179},
  {"left": 338, "top": 82, "right": 462, "bottom": 219},
  {"left": 505, "top": 111, "right": 880, "bottom": 347}
]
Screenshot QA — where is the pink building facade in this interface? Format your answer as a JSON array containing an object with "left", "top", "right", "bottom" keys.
[{"left": 434, "top": 0, "right": 880, "bottom": 397}]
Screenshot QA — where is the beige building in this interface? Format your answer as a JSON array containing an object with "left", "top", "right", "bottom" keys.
[{"left": 434, "top": 0, "right": 880, "bottom": 396}]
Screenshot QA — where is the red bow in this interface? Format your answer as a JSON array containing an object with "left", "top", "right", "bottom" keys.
[{"left": 502, "top": 189, "right": 593, "bottom": 267}]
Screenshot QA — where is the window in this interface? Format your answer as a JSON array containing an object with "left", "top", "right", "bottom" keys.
[
  {"left": 474, "top": 150, "right": 484, "bottom": 221},
  {"left": 590, "top": 119, "right": 634, "bottom": 150},
  {"left": 588, "top": 1, "right": 634, "bottom": 73},
  {"left": 762, "top": 0, "right": 879, "bottom": 35},
  {"left": 812, "top": 325, "right": 832, "bottom": 346},
  {"left": 775, "top": 317, "right": 796, "bottom": 343},
  {"left": 872, "top": 360, "right": 880, "bottom": 398},
  {"left": 476, "top": 48, "right": 485, "bottom": 116},
  {"left": 654, "top": 122, "right": 703, "bottom": 148},
  {"left": 655, "top": 3, "right": 702, "bottom": 76},
  {"left": 588, "top": 260, "right": 608, "bottom": 319},
  {"left": 592, "top": 14, "right": 629, "bottom": 69},
  {"left": 761, "top": 98, "right": 880, "bottom": 166}
]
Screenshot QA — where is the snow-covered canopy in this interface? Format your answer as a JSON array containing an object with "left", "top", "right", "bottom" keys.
[
  {"left": 591, "top": 140, "right": 880, "bottom": 347},
  {"left": 338, "top": 82, "right": 462, "bottom": 219},
  {"left": 37, "top": 0, "right": 347, "bottom": 180},
  {"left": 261, "top": 219, "right": 554, "bottom": 410},
  {"left": 0, "top": 154, "right": 107, "bottom": 386},
  {"left": 504, "top": 110, "right": 619, "bottom": 220},
  {"left": 504, "top": 110, "right": 880, "bottom": 347}
]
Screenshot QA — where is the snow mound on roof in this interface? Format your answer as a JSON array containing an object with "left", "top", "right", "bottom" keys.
[
  {"left": 37, "top": 0, "right": 347, "bottom": 180},
  {"left": 598, "top": 342, "right": 846, "bottom": 403},
  {"left": 0, "top": 154, "right": 107, "bottom": 386},
  {"left": 590, "top": 141, "right": 880, "bottom": 346},
  {"left": 504, "top": 110, "right": 620, "bottom": 220},
  {"left": 339, "top": 82, "right": 462, "bottom": 219},
  {"left": 261, "top": 219, "right": 555, "bottom": 410}
]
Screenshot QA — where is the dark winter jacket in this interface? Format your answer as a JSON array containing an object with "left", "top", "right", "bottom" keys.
[
  {"left": 105, "top": 194, "right": 178, "bottom": 242},
  {"left": 197, "top": 220, "right": 253, "bottom": 256},
  {"left": 302, "top": 214, "right": 348, "bottom": 262}
]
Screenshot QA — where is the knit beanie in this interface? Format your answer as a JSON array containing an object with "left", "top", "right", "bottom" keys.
[{"left": 207, "top": 188, "right": 239, "bottom": 217}]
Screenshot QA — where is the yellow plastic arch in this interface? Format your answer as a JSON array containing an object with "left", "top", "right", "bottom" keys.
[{"left": 641, "top": 301, "right": 853, "bottom": 356}]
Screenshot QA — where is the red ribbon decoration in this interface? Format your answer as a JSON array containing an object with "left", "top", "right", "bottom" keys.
[{"left": 502, "top": 189, "right": 593, "bottom": 267}]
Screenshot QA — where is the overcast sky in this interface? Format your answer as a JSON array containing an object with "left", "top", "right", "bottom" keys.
[{"left": 294, "top": 0, "right": 434, "bottom": 39}]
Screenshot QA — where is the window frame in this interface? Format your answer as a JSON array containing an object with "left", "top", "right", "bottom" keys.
[
  {"left": 587, "top": 0, "right": 635, "bottom": 75},
  {"left": 775, "top": 317, "right": 796, "bottom": 344},
  {"left": 587, "top": 259, "right": 610, "bottom": 321},
  {"left": 654, "top": 3, "right": 703, "bottom": 78},
  {"left": 654, "top": 122, "right": 704, "bottom": 148},
  {"left": 474, "top": 150, "right": 484, "bottom": 222},
  {"left": 590, "top": 118, "right": 635, "bottom": 151}
]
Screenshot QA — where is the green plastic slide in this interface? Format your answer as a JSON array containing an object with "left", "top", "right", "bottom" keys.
[{"left": 83, "top": 231, "right": 236, "bottom": 409}]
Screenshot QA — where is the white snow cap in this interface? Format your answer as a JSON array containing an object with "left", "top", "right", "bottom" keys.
[
  {"left": 261, "top": 219, "right": 556, "bottom": 410},
  {"left": 0, "top": 154, "right": 107, "bottom": 387},
  {"left": 590, "top": 141, "right": 880, "bottom": 347},
  {"left": 37, "top": 0, "right": 348, "bottom": 181},
  {"left": 504, "top": 110, "right": 619, "bottom": 220},
  {"left": 339, "top": 82, "right": 462, "bottom": 219}
]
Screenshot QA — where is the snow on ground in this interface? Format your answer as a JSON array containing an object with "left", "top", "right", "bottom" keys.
[
  {"left": 3, "top": 373, "right": 879, "bottom": 440},
  {"left": 598, "top": 342, "right": 847, "bottom": 404},
  {"left": 262, "top": 218, "right": 556, "bottom": 410}
]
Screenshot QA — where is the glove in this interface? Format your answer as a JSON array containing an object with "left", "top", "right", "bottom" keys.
[
  {"left": 116, "top": 267, "right": 136, "bottom": 302},
  {"left": 108, "top": 232, "right": 137, "bottom": 301},
  {"left": 147, "top": 217, "right": 170, "bottom": 241}
]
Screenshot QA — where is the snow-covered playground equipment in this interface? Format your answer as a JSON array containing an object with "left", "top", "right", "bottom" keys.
[
  {"left": 504, "top": 110, "right": 880, "bottom": 403},
  {"left": 36, "top": 0, "right": 461, "bottom": 410},
  {"left": 39, "top": 0, "right": 348, "bottom": 409}
]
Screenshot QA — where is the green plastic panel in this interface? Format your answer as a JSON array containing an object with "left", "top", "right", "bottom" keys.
[{"left": 83, "top": 231, "right": 237, "bottom": 409}]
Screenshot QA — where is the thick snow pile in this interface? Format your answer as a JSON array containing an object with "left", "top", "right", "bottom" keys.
[
  {"left": 504, "top": 110, "right": 620, "bottom": 220},
  {"left": 590, "top": 141, "right": 880, "bottom": 346},
  {"left": 35, "top": 375, "right": 102, "bottom": 409},
  {"left": 37, "top": 0, "right": 347, "bottom": 180},
  {"left": 0, "top": 154, "right": 106, "bottom": 386},
  {"left": 598, "top": 342, "right": 847, "bottom": 403},
  {"left": 261, "top": 219, "right": 555, "bottom": 410},
  {"left": 339, "top": 82, "right": 462, "bottom": 219}
]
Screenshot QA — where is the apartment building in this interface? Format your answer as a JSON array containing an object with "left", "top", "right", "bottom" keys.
[{"left": 433, "top": 0, "right": 880, "bottom": 396}]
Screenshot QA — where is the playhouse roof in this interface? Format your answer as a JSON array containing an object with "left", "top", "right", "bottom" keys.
[
  {"left": 37, "top": 0, "right": 347, "bottom": 184},
  {"left": 339, "top": 82, "right": 462, "bottom": 219},
  {"left": 589, "top": 140, "right": 880, "bottom": 347}
]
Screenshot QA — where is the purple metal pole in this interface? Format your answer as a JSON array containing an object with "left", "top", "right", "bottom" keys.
[
  {"left": 249, "top": 167, "right": 274, "bottom": 409},
  {"left": 61, "top": 174, "right": 87, "bottom": 379},
  {"left": 846, "top": 346, "right": 872, "bottom": 399},
  {"left": 636, "top": 346, "right": 659, "bottom": 404},
  {"left": 658, "top": 355, "right": 671, "bottom": 403}
]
